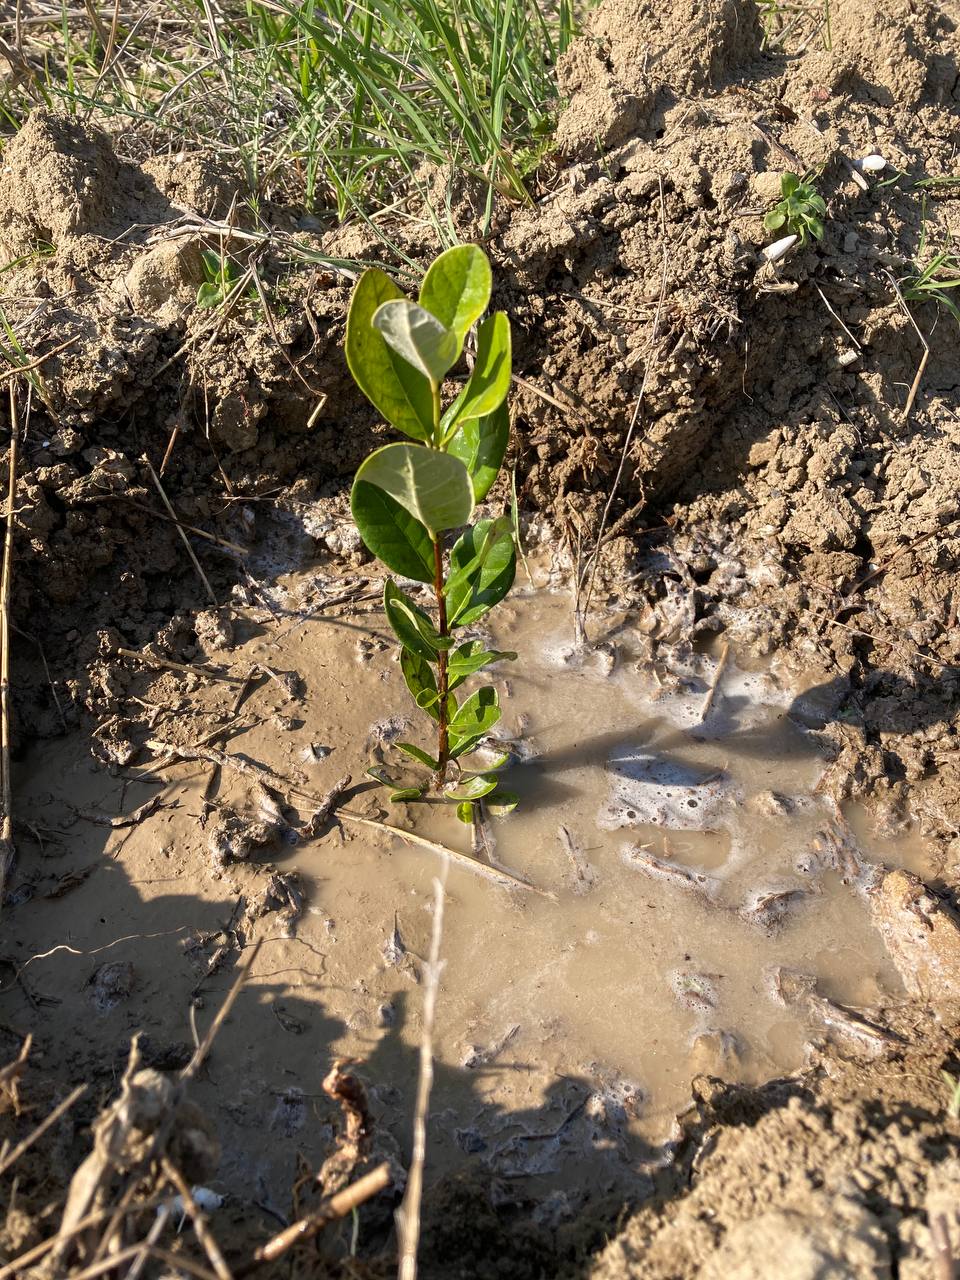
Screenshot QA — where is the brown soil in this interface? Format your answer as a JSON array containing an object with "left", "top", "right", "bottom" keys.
[{"left": 2, "top": 0, "right": 960, "bottom": 1274}]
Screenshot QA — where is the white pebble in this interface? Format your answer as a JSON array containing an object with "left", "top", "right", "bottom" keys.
[
  {"left": 858, "top": 154, "right": 886, "bottom": 172},
  {"left": 762, "top": 234, "right": 798, "bottom": 263}
]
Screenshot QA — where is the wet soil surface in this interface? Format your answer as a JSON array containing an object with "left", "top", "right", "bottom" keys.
[{"left": 2, "top": 0, "right": 960, "bottom": 1273}]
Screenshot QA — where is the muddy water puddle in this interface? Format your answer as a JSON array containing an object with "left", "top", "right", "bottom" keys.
[{"left": 11, "top": 577, "right": 935, "bottom": 1196}]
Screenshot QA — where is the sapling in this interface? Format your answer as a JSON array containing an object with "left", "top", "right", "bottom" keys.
[{"left": 345, "top": 245, "right": 518, "bottom": 825}]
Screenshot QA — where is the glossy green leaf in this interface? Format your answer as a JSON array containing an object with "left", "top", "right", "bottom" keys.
[
  {"left": 384, "top": 579, "right": 453, "bottom": 661},
  {"left": 443, "top": 516, "right": 511, "bottom": 600},
  {"left": 442, "top": 313, "right": 511, "bottom": 431},
  {"left": 781, "top": 171, "right": 800, "bottom": 197},
  {"left": 346, "top": 269, "right": 434, "bottom": 441},
  {"left": 395, "top": 742, "right": 439, "bottom": 770},
  {"left": 446, "top": 518, "right": 517, "bottom": 627},
  {"left": 351, "top": 480, "right": 434, "bottom": 583},
  {"left": 356, "top": 443, "right": 474, "bottom": 537},
  {"left": 447, "top": 639, "right": 517, "bottom": 690},
  {"left": 373, "top": 300, "right": 458, "bottom": 385},
  {"left": 390, "top": 786, "right": 426, "bottom": 802},
  {"left": 400, "top": 648, "right": 436, "bottom": 703},
  {"left": 486, "top": 789, "right": 519, "bottom": 817},
  {"left": 446, "top": 401, "right": 510, "bottom": 502},
  {"left": 419, "top": 245, "right": 492, "bottom": 351},
  {"left": 367, "top": 764, "right": 400, "bottom": 787},
  {"left": 446, "top": 774, "right": 498, "bottom": 801},
  {"left": 449, "top": 686, "right": 501, "bottom": 743},
  {"left": 456, "top": 801, "right": 475, "bottom": 825}
]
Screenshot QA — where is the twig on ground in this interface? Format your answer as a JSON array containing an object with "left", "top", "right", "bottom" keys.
[
  {"left": 116, "top": 647, "right": 242, "bottom": 684},
  {"left": 238, "top": 1163, "right": 391, "bottom": 1273},
  {"left": 110, "top": 494, "right": 247, "bottom": 555},
  {"left": 181, "top": 939, "right": 262, "bottom": 1081},
  {"left": 0, "top": 1083, "right": 86, "bottom": 1177},
  {"left": 698, "top": 642, "right": 730, "bottom": 723},
  {"left": 143, "top": 456, "right": 217, "bottom": 604},
  {"left": 70, "top": 794, "right": 167, "bottom": 828},
  {"left": 576, "top": 174, "right": 668, "bottom": 642},
  {"left": 0, "top": 333, "right": 81, "bottom": 383},
  {"left": 161, "top": 1158, "right": 232, "bottom": 1280},
  {"left": 884, "top": 267, "right": 930, "bottom": 420},
  {"left": 306, "top": 774, "right": 352, "bottom": 836},
  {"left": 146, "top": 740, "right": 551, "bottom": 895},
  {"left": 397, "top": 872, "right": 446, "bottom": 1280},
  {"left": 0, "top": 387, "right": 17, "bottom": 909}
]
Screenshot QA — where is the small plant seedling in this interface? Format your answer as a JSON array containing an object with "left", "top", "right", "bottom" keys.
[
  {"left": 764, "top": 172, "right": 826, "bottom": 244},
  {"left": 345, "top": 245, "right": 518, "bottom": 826},
  {"left": 196, "top": 249, "right": 243, "bottom": 309},
  {"left": 900, "top": 213, "right": 960, "bottom": 328}
]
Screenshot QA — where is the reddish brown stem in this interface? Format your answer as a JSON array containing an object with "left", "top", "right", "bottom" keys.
[{"left": 433, "top": 536, "right": 449, "bottom": 785}]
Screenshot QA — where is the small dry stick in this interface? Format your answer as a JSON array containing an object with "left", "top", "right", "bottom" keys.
[
  {"left": 699, "top": 642, "right": 730, "bottom": 723},
  {"left": 0, "top": 333, "right": 81, "bottom": 384},
  {"left": 931, "top": 1213, "right": 956, "bottom": 1280},
  {"left": 577, "top": 174, "right": 668, "bottom": 641},
  {"left": 71, "top": 1244, "right": 218, "bottom": 1280},
  {"left": 116, "top": 647, "right": 242, "bottom": 684},
  {"left": 112, "top": 495, "right": 247, "bottom": 555},
  {"left": 397, "top": 871, "right": 446, "bottom": 1280},
  {"left": 143, "top": 455, "right": 217, "bottom": 605},
  {"left": 161, "top": 1158, "right": 232, "bottom": 1280},
  {"left": 180, "top": 939, "right": 261, "bottom": 1081},
  {"left": 0, "top": 389, "right": 17, "bottom": 909},
  {"left": 238, "top": 1163, "right": 390, "bottom": 1272},
  {"left": 883, "top": 268, "right": 930, "bottom": 420},
  {"left": 0, "top": 1083, "right": 86, "bottom": 1177}
]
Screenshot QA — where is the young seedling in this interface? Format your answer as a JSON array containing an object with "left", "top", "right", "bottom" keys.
[
  {"left": 764, "top": 172, "right": 826, "bottom": 244},
  {"left": 900, "top": 212, "right": 960, "bottom": 327},
  {"left": 345, "top": 245, "right": 518, "bottom": 826},
  {"left": 196, "top": 249, "right": 243, "bottom": 309}
]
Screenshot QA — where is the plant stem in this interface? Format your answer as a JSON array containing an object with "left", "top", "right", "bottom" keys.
[{"left": 433, "top": 535, "right": 450, "bottom": 786}]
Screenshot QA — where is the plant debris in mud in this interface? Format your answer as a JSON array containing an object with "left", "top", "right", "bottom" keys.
[{"left": 346, "top": 245, "right": 519, "bottom": 824}]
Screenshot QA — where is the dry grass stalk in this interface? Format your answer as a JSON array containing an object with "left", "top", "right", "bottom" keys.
[
  {"left": 0, "top": 386, "right": 18, "bottom": 911},
  {"left": 699, "top": 642, "right": 730, "bottom": 723},
  {"left": 238, "top": 1162, "right": 391, "bottom": 1272},
  {"left": 161, "top": 1157, "right": 233, "bottom": 1280},
  {"left": 396, "top": 871, "right": 447, "bottom": 1280},
  {"left": 143, "top": 455, "right": 218, "bottom": 604},
  {"left": 0, "top": 1083, "right": 87, "bottom": 1177},
  {"left": 575, "top": 175, "right": 668, "bottom": 642}
]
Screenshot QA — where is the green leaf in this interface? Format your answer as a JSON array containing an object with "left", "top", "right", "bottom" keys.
[
  {"left": 442, "top": 313, "right": 511, "bottom": 431},
  {"left": 355, "top": 443, "right": 474, "bottom": 537},
  {"left": 486, "top": 789, "right": 519, "bottom": 817},
  {"left": 764, "top": 210, "right": 786, "bottom": 232},
  {"left": 807, "top": 216, "right": 825, "bottom": 241},
  {"left": 390, "top": 786, "right": 426, "bottom": 802},
  {"left": 447, "top": 639, "right": 517, "bottom": 691},
  {"left": 443, "top": 516, "right": 512, "bottom": 600},
  {"left": 446, "top": 518, "right": 517, "bottom": 626},
  {"left": 196, "top": 283, "right": 220, "bottom": 308},
  {"left": 384, "top": 579, "right": 454, "bottom": 661},
  {"left": 351, "top": 480, "right": 434, "bottom": 583},
  {"left": 396, "top": 742, "right": 440, "bottom": 770},
  {"left": 449, "top": 686, "right": 501, "bottom": 743},
  {"left": 345, "top": 269, "right": 434, "bottom": 441},
  {"left": 446, "top": 774, "right": 498, "bottom": 801},
  {"left": 781, "top": 171, "right": 800, "bottom": 197},
  {"left": 456, "top": 801, "right": 475, "bottom": 825},
  {"left": 372, "top": 300, "right": 459, "bottom": 385},
  {"left": 446, "top": 401, "right": 510, "bottom": 502},
  {"left": 367, "top": 764, "right": 400, "bottom": 787},
  {"left": 419, "top": 245, "right": 492, "bottom": 352},
  {"left": 400, "top": 647, "right": 436, "bottom": 703}
]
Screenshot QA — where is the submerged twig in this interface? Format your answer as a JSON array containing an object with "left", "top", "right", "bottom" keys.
[
  {"left": 397, "top": 872, "right": 446, "bottom": 1280},
  {"left": 698, "top": 642, "right": 730, "bottom": 723}
]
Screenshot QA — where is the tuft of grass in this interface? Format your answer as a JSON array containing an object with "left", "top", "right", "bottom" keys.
[
  {"left": 899, "top": 210, "right": 960, "bottom": 328},
  {"left": 1, "top": 0, "right": 577, "bottom": 232},
  {"left": 758, "top": 0, "right": 832, "bottom": 52}
]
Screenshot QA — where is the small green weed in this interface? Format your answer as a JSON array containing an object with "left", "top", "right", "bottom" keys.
[
  {"left": 758, "top": 0, "right": 832, "bottom": 51},
  {"left": 764, "top": 172, "right": 826, "bottom": 244},
  {"left": 345, "top": 244, "right": 518, "bottom": 825},
  {"left": 196, "top": 250, "right": 244, "bottom": 310},
  {"left": 899, "top": 215, "right": 960, "bottom": 327}
]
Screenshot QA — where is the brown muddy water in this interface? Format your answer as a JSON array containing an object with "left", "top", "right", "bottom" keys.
[{"left": 11, "top": 573, "right": 934, "bottom": 1202}]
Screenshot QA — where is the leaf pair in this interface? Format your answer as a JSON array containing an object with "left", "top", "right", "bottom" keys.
[{"left": 346, "top": 244, "right": 494, "bottom": 435}]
